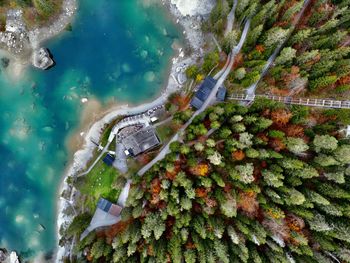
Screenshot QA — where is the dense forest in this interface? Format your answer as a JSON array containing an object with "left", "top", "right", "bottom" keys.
[
  {"left": 193, "top": 0, "right": 350, "bottom": 98},
  {"left": 72, "top": 100, "right": 350, "bottom": 263}
]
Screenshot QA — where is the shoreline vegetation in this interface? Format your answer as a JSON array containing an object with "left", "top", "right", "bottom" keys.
[
  {"left": 0, "top": 0, "right": 77, "bottom": 79},
  {"left": 59, "top": 0, "right": 350, "bottom": 262}
]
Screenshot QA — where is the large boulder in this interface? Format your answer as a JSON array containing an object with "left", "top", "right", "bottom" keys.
[
  {"left": 9, "top": 251, "right": 20, "bottom": 263},
  {"left": 32, "top": 48, "right": 55, "bottom": 70}
]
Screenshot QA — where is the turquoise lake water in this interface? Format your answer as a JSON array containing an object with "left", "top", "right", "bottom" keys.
[{"left": 0, "top": 0, "right": 182, "bottom": 258}]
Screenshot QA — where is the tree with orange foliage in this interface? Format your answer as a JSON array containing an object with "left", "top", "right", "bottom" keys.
[
  {"left": 195, "top": 187, "right": 208, "bottom": 198},
  {"left": 189, "top": 163, "right": 209, "bottom": 177},
  {"left": 237, "top": 190, "right": 259, "bottom": 218},
  {"left": 271, "top": 109, "right": 292, "bottom": 126},
  {"left": 255, "top": 44, "right": 265, "bottom": 53},
  {"left": 232, "top": 150, "right": 245, "bottom": 161},
  {"left": 284, "top": 124, "right": 305, "bottom": 137},
  {"left": 269, "top": 138, "right": 286, "bottom": 152}
]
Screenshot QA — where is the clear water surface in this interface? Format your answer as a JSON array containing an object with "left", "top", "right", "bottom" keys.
[{"left": 0, "top": 0, "right": 182, "bottom": 258}]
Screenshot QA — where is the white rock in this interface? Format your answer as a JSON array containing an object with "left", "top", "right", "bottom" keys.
[
  {"left": 170, "top": 0, "right": 215, "bottom": 16},
  {"left": 9, "top": 252, "right": 19, "bottom": 263}
]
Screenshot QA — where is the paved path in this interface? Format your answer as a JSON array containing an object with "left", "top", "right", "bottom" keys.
[
  {"left": 224, "top": 0, "right": 238, "bottom": 36},
  {"left": 113, "top": 143, "right": 128, "bottom": 174},
  {"left": 228, "top": 93, "right": 350, "bottom": 109}
]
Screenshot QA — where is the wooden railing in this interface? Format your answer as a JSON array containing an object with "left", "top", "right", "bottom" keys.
[{"left": 228, "top": 94, "right": 350, "bottom": 109}]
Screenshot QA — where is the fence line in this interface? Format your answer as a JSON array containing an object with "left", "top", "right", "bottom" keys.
[{"left": 228, "top": 94, "right": 350, "bottom": 109}]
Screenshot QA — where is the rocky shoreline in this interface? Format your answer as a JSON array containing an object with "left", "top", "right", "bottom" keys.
[
  {"left": 55, "top": 0, "right": 215, "bottom": 261},
  {"left": 0, "top": 1, "right": 78, "bottom": 261},
  {"left": 0, "top": 0, "right": 77, "bottom": 78}
]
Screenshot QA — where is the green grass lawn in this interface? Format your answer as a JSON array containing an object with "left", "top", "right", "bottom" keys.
[
  {"left": 156, "top": 123, "right": 176, "bottom": 142},
  {"left": 76, "top": 157, "right": 121, "bottom": 211}
]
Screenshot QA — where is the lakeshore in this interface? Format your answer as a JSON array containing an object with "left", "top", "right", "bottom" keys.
[
  {"left": 1, "top": 0, "right": 77, "bottom": 80},
  {"left": 0, "top": 0, "right": 185, "bottom": 260},
  {"left": 2, "top": 0, "right": 350, "bottom": 262},
  {"left": 55, "top": 0, "right": 215, "bottom": 261},
  {"left": 50, "top": 0, "right": 350, "bottom": 262}
]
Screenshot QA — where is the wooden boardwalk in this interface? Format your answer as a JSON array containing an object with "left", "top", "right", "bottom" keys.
[{"left": 228, "top": 94, "right": 350, "bottom": 109}]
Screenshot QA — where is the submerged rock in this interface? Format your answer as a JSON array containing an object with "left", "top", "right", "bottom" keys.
[
  {"left": 32, "top": 48, "right": 55, "bottom": 70},
  {"left": 0, "top": 249, "right": 8, "bottom": 261},
  {"left": 1, "top": 57, "right": 10, "bottom": 68}
]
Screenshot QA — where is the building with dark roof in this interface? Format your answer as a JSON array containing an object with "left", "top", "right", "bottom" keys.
[
  {"left": 97, "top": 198, "right": 122, "bottom": 217},
  {"left": 103, "top": 154, "right": 115, "bottom": 166},
  {"left": 190, "top": 77, "right": 227, "bottom": 109},
  {"left": 217, "top": 86, "right": 227, "bottom": 102},
  {"left": 122, "top": 126, "right": 160, "bottom": 157},
  {"left": 80, "top": 198, "right": 123, "bottom": 241}
]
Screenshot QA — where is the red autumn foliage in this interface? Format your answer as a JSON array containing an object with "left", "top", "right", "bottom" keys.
[
  {"left": 255, "top": 45, "right": 265, "bottom": 53},
  {"left": 262, "top": 108, "right": 271, "bottom": 118},
  {"left": 147, "top": 244, "right": 155, "bottom": 256},
  {"left": 171, "top": 94, "right": 191, "bottom": 111},
  {"left": 257, "top": 133, "right": 269, "bottom": 143},
  {"left": 338, "top": 75, "right": 350, "bottom": 85},
  {"left": 237, "top": 190, "right": 259, "bottom": 218},
  {"left": 233, "top": 53, "right": 244, "bottom": 69},
  {"left": 138, "top": 153, "right": 151, "bottom": 165},
  {"left": 193, "top": 202, "right": 202, "bottom": 213},
  {"left": 203, "top": 118, "right": 212, "bottom": 129},
  {"left": 270, "top": 87, "right": 291, "bottom": 96},
  {"left": 274, "top": 20, "right": 290, "bottom": 27},
  {"left": 265, "top": 76, "right": 276, "bottom": 86},
  {"left": 224, "top": 182, "right": 233, "bottom": 193},
  {"left": 253, "top": 165, "right": 262, "bottom": 181},
  {"left": 150, "top": 178, "right": 161, "bottom": 194},
  {"left": 232, "top": 150, "right": 245, "bottom": 161},
  {"left": 269, "top": 138, "right": 286, "bottom": 152},
  {"left": 165, "top": 162, "right": 181, "bottom": 180},
  {"left": 271, "top": 109, "right": 292, "bottom": 126},
  {"left": 282, "top": 67, "right": 300, "bottom": 85},
  {"left": 285, "top": 214, "right": 305, "bottom": 233},
  {"left": 103, "top": 219, "right": 133, "bottom": 240},
  {"left": 283, "top": 124, "right": 305, "bottom": 137},
  {"left": 186, "top": 242, "right": 196, "bottom": 249},
  {"left": 195, "top": 187, "right": 208, "bottom": 198},
  {"left": 86, "top": 253, "right": 93, "bottom": 262},
  {"left": 296, "top": 0, "right": 316, "bottom": 29}
]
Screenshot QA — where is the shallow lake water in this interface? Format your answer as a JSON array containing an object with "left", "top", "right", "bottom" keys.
[{"left": 0, "top": 0, "right": 182, "bottom": 258}]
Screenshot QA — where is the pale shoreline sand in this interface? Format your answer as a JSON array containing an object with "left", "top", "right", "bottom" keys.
[{"left": 55, "top": 0, "right": 215, "bottom": 261}]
